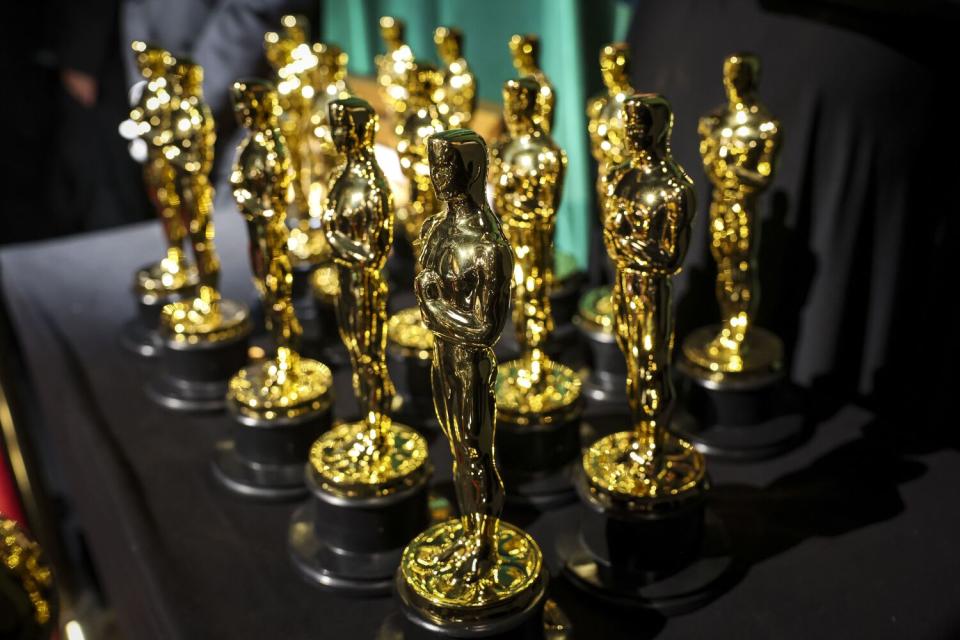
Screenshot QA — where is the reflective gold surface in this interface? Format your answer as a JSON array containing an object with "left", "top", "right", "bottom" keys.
[
  {"left": 587, "top": 43, "right": 634, "bottom": 195},
  {"left": 400, "top": 519, "right": 541, "bottom": 608},
  {"left": 310, "top": 97, "right": 429, "bottom": 494},
  {"left": 310, "top": 419, "right": 429, "bottom": 498},
  {"left": 585, "top": 95, "right": 705, "bottom": 502},
  {"left": 129, "top": 42, "right": 197, "bottom": 295},
  {"left": 401, "top": 129, "right": 543, "bottom": 609},
  {"left": 0, "top": 517, "right": 53, "bottom": 627},
  {"left": 159, "top": 58, "right": 250, "bottom": 344},
  {"left": 491, "top": 78, "right": 582, "bottom": 422},
  {"left": 434, "top": 27, "right": 476, "bottom": 129},
  {"left": 306, "top": 42, "right": 352, "bottom": 220},
  {"left": 508, "top": 34, "right": 554, "bottom": 134},
  {"left": 395, "top": 60, "right": 445, "bottom": 245},
  {"left": 376, "top": 16, "right": 415, "bottom": 120},
  {"left": 264, "top": 15, "right": 331, "bottom": 265},
  {"left": 576, "top": 286, "right": 614, "bottom": 334},
  {"left": 310, "top": 262, "right": 340, "bottom": 303},
  {"left": 228, "top": 80, "right": 332, "bottom": 420},
  {"left": 683, "top": 53, "right": 783, "bottom": 375},
  {"left": 387, "top": 306, "right": 434, "bottom": 355}
]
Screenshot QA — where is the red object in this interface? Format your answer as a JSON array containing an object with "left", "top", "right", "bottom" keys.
[{"left": 0, "top": 438, "right": 26, "bottom": 525}]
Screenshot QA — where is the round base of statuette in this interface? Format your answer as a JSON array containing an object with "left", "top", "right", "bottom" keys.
[
  {"left": 378, "top": 599, "right": 571, "bottom": 640},
  {"left": 572, "top": 316, "right": 626, "bottom": 407},
  {"left": 211, "top": 406, "right": 332, "bottom": 501},
  {"left": 146, "top": 305, "right": 252, "bottom": 413},
  {"left": 289, "top": 469, "right": 432, "bottom": 596},
  {"left": 560, "top": 468, "right": 734, "bottom": 616},
  {"left": 675, "top": 351, "right": 807, "bottom": 461},
  {"left": 394, "top": 519, "right": 552, "bottom": 638},
  {"left": 120, "top": 317, "right": 163, "bottom": 358},
  {"left": 497, "top": 414, "right": 582, "bottom": 510}
]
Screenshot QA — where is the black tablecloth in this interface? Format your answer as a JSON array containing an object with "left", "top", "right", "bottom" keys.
[{"left": 1, "top": 213, "right": 958, "bottom": 639}]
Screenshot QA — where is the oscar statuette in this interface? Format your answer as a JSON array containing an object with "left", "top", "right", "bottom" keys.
[
  {"left": 376, "top": 16, "right": 415, "bottom": 123},
  {"left": 674, "top": 53, "right": 804, "bottom": 459},
  {"left": 433, "top": 27, "right": 476, "bottom": 129},
  {"left": 264, "top": 16, "right": 336, "bottom": 360},
  {"left": 386, "top": 61, "right": 446, "bottom": 425},
  {"left": 491, "top": 78, "right": 583, "bottom": 508},
  {"left": 211, "top": 80, "right": 334, "bottom": 500},
  {"left": 561, "top": 95, "right": 732, "bottom": 614},
  {"left": 507, "top": 34, "right": 583, "bottom": 356},
  {"left": 576, "top": 43, "right": 635, "bottom": 405},
  {"left": 146, "top": 57, "right": 252, "bottom": 412},
  {"left": 390, "top": 130, "right": 559, "bottom": 639},
  {"left": 0, "top": 517, "right": 55, "bottom": 639},
  {"left": 289, "top": 97, "right": 432, "bottom": 594},
  {"left": 120, "top": 42, "right": 198, "bottom": 357}
]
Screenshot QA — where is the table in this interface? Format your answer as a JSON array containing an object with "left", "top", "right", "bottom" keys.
[{"left": 1, "top": 211, "right": 958, "bottom": 639}]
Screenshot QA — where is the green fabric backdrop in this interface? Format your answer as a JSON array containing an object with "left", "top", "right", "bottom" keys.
[{"left": 319, "top": 0, "right": 633, "bottom": 270}]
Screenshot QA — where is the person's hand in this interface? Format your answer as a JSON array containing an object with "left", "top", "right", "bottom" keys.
[{"left": 61, "top": 69, "right": 98, "bottom": 107}]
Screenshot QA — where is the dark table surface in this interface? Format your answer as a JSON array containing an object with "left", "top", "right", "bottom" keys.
[{"left": 1, "top": 211, "right": 958, "bottom": 640}]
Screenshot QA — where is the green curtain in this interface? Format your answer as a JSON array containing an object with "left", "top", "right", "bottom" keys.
[{"left": 319, "top": 0, "right": 633, "bottom": 271}]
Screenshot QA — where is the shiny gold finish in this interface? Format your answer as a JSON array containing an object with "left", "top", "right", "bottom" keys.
[
  {"left": 310, "top": 97, "right": 429, "bottom": 497},
  {"left": 395, "top": 60, "right": 445, "bottom": 245},
  {"left": 387, "top": 307, "right": 434, "bottom": 357},
  {"left": 129, "top": 42, "right": 197, "bottom": 296},
  {"left": 576, "top": 285, "right": 614, "bottom": 334},
  {"left": 508, "top": 34, "right": 554, "bottom": 134},
  {"left": 401, "top": 129, "right": 542, "bottom": 609},
  {"left": 400, "top": 519, "right": 541, "bottom": 608},
  {"left": 159, "top": 58, "right": 251, "bottom": 344},
  {"left": 683, "top": 53, "right": 783, "bottom": 375},
  {"left": 264, "top": 15, "right": 331, "bottom": 266},
  {"left": 585, "top": 95, "right": 706, "bottom": 505},
  {"left": 433, "top": 27, "right": 476, "bottom": 129},
  {"left": 376, "top": 16, "right": 415, "bottom": 120},
  {"left": 306, "top": 43, "right": 352, "bottom": 220},
  {"left": 491, "top": 78, "right": 582, "bottom": 425},
  {"left": 310, "top": 262, "right": 340, "bottom": 304},
  {"left": 228, "top": 80, "right": 332, "bottom": 420},
  {"left": 0, "top": 517, "right": 53, "bottom": 626},
  {"left": 587, "top": 43, "right": 635, "bottom": 192}
]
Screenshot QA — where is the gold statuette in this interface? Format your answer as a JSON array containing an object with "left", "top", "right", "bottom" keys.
[
  {"left": 158, "top": 58, "right": 250, "bottom": 345},
  {"left": 509, "top": 34, "right": 555, "bottom": 134},
  {"left": 682, "top": 53, "right": 783, "bottom": 376},
  {"left": 306, "top": 42, "right": 351, "bottom": 218},
  {"left": 228, "top": 80, "right": 332, "bottom": 421},
  {"left": 584, "top": 95, "right": 706, "bottom": 509},
  {"left": 398, "top": 130, "right": 546, "bottom": 630},
  {"left": 376, "top": 16, "right": 415, "bottom": 121},
  {"left": 129, "top": 42, "right": 197, "bottom": 297},
  {"left": 264, "top": 15, "right": 330, "bottom": 266},
  {"left": 493, "top": 78, "right": 582, "bottom": 429},
  {"left": 309, "top": 97, "right": 429, "bottom": 497},
  {"left": 587, "top": 42, "right": 635, "bottom": 199},
  {"left": 0, "top": 517, "right": 55, "bottom": 632},
  {"left": 433, "top": 27, "right": 476, "bottom": 129}
]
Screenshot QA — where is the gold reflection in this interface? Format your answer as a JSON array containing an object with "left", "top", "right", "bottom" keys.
[
  {"left": 433, "top": 27, "right": 476, "bottom": 129},
  {"left": 683, "top": 53, "right": 783, "bottom": 375},
  {"left": 309, "top": 97, "right": 429, "bottom": 497},
  {"left": 508, "top": 34, "right": 554, "bottom": 134},
  {"left": 491, "top": 78, "right": 582, "bottom": 424},
  {"left": 400, "top": 130, "right": 542, "bottom": 608},
  {"left": 376, "top": 16, "right": 414, "bottom": 120},
  {"left": 585, "top": 95, "right": 706, "bottom": 505},
  {"left": 228, "top": 80, "right": 332, "bottom": 420},
  {"left": 129, "top": 42, "right": 197, "bottom": 296}
]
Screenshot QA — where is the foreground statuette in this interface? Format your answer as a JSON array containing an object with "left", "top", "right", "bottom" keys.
[
  {"left": 289, "top": 97, "right": 432, "bottom": 594},
  {"left": 675, "top": 53, "right": 804, "bottom": 459},
  {"left": 211, "top": 80, "right": 333, "bottom": 500},
  {"left": 562, "top": 95, "right": 732, "bottom": 614},
  {"left": 492, "top": 77, "right": 583, "bottom": 508},
  {"left": 120, "top": 42, "right": 197, "bottom": 357},
  {"left": 146, "top": 56, "right": 252, "bottom": 412},
  {"left": 392, "top": 130, "right": 551, "bottom": 638}
]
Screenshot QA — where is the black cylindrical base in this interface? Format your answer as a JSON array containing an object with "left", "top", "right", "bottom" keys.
[
  {"left": 146, "top": 326, "right": 251, "bottom": 412},
  {"left": 121, "top": 286, "right": 193, "bottom": 358},
  {"left": 497, "top": 411, "right": 582, "bottom": 508},
  {"left": 289, "top": 467, "right": 431, "bottom": 595},
  {"left": 394, "top": 571, "right": 549, "bottom": 639},
  {"left": 387, "top": 347, "right": 437, "bottom": 429},
  {"left": 211, "top": 406, "right": 332, "bottom": 501},
  {"left": 674, "top": 361, "right": 807, "bottom": 460},
  {"left": 561, "top": 468, "right": 733, "bottom": 615}
]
